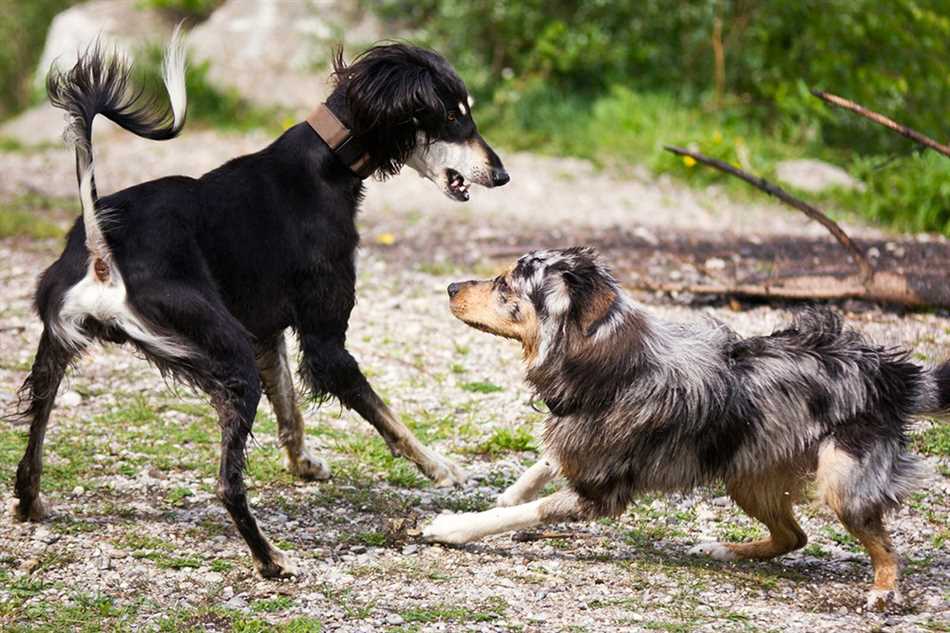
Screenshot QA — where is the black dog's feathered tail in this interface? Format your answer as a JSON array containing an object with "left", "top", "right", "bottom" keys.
[{"left": 46, "top": 25, "right": 187, "bottom": 263}]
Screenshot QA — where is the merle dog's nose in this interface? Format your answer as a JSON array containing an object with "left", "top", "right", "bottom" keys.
[
  {"left": 491, "top": 167, "right": 510, "bottom": 187},
  {"left": 447, "top": 282, "right": 462, "bottom": 298}
]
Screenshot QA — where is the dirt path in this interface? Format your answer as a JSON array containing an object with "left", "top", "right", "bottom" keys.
[{"left": 0, "top": 131, "right": 947, "bottom": 632}]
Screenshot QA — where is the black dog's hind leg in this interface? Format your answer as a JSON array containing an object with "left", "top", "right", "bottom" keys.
[
  {"left": 256, "top": 335, "right": 330, "bottom": 480},
  {"left": 132, "top": 285, "right": 298, "bottom": 578},
  {"left": 12, "top": 329, "right": 76, "bottom": 522},
  {"left": 299, "top": 331, "right": 466, "bottom": 487}
]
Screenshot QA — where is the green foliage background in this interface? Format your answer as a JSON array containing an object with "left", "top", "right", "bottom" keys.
[
  {"left": 373, "top": 0, "right": 950, "bottom": 234},
  {"left": 1, "top": 0, "right": 947, "bottom": 233}
]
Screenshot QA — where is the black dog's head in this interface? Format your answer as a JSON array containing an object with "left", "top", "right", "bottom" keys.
[{"left": 331, "top": 43, "right": 509, "bottom": 200}]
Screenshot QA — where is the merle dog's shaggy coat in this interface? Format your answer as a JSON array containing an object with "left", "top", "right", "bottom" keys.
[
  {"left": 11, "top": 30, "right": 508, "bottom": 577},
  {"left": 425, "top": 247, "right": 949, "bottom": 609}
]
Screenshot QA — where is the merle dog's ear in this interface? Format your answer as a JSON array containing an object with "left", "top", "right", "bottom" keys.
[
  {"left": 560, "top": 252, "right": 617, "bottom": 335},
  {"left": 333, "top": 44, "right": 456, "bottom": 178}
]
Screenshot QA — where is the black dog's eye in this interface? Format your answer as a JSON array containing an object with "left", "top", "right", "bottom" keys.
[{"left": 447, "top": 111, "right": 457, "bottom": 122}]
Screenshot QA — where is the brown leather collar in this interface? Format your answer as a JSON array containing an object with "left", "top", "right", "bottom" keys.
[{"left": 306, "top": 103, "right": 374, "bottom": 179}]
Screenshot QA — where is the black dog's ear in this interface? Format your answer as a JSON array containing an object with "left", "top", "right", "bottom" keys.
[{"left": 333, "top": 44, "right": 458, "bottom": 178}]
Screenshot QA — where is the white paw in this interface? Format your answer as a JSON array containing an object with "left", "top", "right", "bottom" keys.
[
  {"left": 257, "top": 547, "right": 301, "bottom": 579},
  {"left": 495, "top": 488, "right": 523, "bottom": 508},
  {"left": 288, "top": 449, "right": 331, "bottom": 481},
  {"left": 689, "top": 542, "right": 738, "bottom": 561},
  {"left": 422, "top": 512, "right": 479, "bottom": 545},
  {"left": 865, "top": 588, "right": 903, "bottom": 611}
]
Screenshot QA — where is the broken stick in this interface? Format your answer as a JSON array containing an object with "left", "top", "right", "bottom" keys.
[
  {"left": 663, "top": 145, "right": 875, "bottom": 284},
  {"left": 811, "top": 90, "right": 950, "bottom": 159}
]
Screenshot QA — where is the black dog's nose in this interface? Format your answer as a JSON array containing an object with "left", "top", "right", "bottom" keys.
[
  {"left": 491, "top": 168, "right": 510, "bottom": 187},
  {"left": 447, "top": 282, "right": 462, "bottom": 298}
]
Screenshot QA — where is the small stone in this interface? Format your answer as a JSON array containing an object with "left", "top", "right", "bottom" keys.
[
  {"left": 401, "top": 544, "right": 418, "bottom": 555},
  {"left": 71, "top": 485, "right": 85, "bottom": 496},
  {"left": 58, "top": 390, "right": 82, "bottom": 407},
  {"left": 204, "top": 571, "right": 224, "bottom": 584},
  {"left": 385, "top": 614, "right": 404, "bottom": 626},
  {"left": 20, "top": 558, "right": 40, "bottom": 573},
  {"left": 97, "top": 556, "right": 112, "bottom": 571},
  {"left": 704, "top": 257, "right": 727, "bottom": 271},
  {"left": 711, "top": 496, "right": 731, "bottom": 507},
  {"left": 221, "top": 586, "right": 234, "bottom": 600},
  {"left": 350, "top": 545, "right": 367, "bottom": 554}
]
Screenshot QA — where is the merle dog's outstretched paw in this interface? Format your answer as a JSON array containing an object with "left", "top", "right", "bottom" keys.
[
  {"left": 255, "top": 548, "right": 301, "bottom": 580},
  {"left": 10, "top": 495, "right": 49, "bottom": 523},
  {"left": 422, "top": 512, "right": 479, "bottom": 545},
  {"left": 287, "top": 449, "right": 332, "bottom": 481}
]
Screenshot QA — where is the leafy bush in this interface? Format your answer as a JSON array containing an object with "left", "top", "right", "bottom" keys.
[
  {"left": 0, "top": 0, "right": 77, "bottom": 118},
  {"left": 371, "top": 0, "right": 950, "bottom": 234},
  {"left": 137, "top": 0, "right": 222, "bottom": 17},
  {"left": 373, "top": 0, "right": 949, "bottom": 155}
]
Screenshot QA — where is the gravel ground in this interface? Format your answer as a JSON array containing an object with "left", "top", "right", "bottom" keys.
[{"left": 0, "top": 129, "right": 948, "bottom": 632}]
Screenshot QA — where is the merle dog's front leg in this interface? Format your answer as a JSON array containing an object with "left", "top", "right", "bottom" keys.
[{"left": 300, "top": 332, "right": 466, "bottom": 486}]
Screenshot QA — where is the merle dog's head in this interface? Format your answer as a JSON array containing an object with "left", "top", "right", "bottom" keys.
[
  {"left": 331, "top": 43, "right": 508, "bottom": 200},
  {"left": 447, "top": 248, "right": 634, "bottom": 365}
]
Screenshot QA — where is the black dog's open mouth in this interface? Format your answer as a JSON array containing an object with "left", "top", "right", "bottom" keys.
[{"left": 446, "top": 168, "right": 470, "bottom": 201}]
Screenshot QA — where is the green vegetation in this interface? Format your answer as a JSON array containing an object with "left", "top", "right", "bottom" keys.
[
  {"left": 0, "top": 0, "right": 78, "bottom": 118},
  {"left": 461, "top": 380, "right": 504, "bottom": 394},
  {"left": 913, "top": 423, "right": 950, "bottom": 457},
  {"left": 400, "top": 596, "right": 507, "bottom": 624},
  {"left": 136, "top": 47, "right": 284, "bottom": 133},
  {"left": 373, "top": 0, "right": 950, "bottom": 234},
  {"left": 471, "top": 426, "right": 536, "bottom": 456},
  {"left": 0, "top": 193, "right": 72, "bottom": 239},
  {"left": 139, "top": 0, "right": 223, "bottom": 18}
]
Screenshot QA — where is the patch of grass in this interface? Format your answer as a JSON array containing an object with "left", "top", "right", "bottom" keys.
[
  {"left": 470, "top": 427, "right": 537, "bottom": 457},
  {"left": 802, "top": 543, "right": 830, "bottom": 559},
  {"left": 251, "top": 596, "right": 294, "bottom": 613},
  {"left": 0, "top": 193, "right": 72, "bottom": 239},
  {"left": 460, "top": 381, "right": 504, "bottom": 394},
  {"left": 8, "top": 593, "right": 137, "bottom": 633},
  {"left": 209, "top": 559, "right": 233, "bottom": 573},
  {"left": 166, "top": 486, "right": 194, "bottom": 506},
  {"left": 719, "top": 524, "right": 763, "bottom": 543},
  {"left": 913, "top": 423, "right": 950, "bottom": 457},
  {"left": 400, "top": 596, "right": 507, "bottom": 624},
  {"left": 820, "top": 526, "right": 860, "bottom": 551}
]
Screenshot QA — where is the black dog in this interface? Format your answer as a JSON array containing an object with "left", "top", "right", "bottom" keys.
[{"left": 11, "top": 30, "right": 508, "bottom": 577}]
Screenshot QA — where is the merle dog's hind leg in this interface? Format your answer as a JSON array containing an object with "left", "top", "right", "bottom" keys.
[
  {"left": 256, "top": 335, "right": 330, "bottom": 481},
  {"left": 816, "top": 440, "right": 903, "bottom": 610},
  {"left": 11, "top": 329, "right": 76, "bottom": 523},
  {"left": 691, "top": 470, "right": 808, "bottom": 562}
]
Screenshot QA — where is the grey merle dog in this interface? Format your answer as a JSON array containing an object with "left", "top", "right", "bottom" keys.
[
  {"left": 10, "top": 29, "right": 508, "bottom": 578},
  {"left": 424, "top": 247, "right": 949, "bottom": 609}
]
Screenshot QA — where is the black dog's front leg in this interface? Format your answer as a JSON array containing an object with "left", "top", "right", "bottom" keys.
[{"left": 299, "top": 331, "right": 466, "bottom": 487}]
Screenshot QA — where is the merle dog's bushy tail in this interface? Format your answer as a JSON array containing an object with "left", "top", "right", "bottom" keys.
[
  {"left": 46, "top": 25, "right": 187, "bottom": 261},
  {"left": 936, "top": 360, "right": 950, "bottom": 412}
]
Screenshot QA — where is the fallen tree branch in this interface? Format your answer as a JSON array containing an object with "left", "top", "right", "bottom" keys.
[
  {"left": 637, "top": 270, "right": 949, "bottom": 308},
  {"left": 811, "top": 90, "right": 950, "bottom": 159},
  {"left": 663, "top": 145, "right": 875, "bottom": 284}
]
